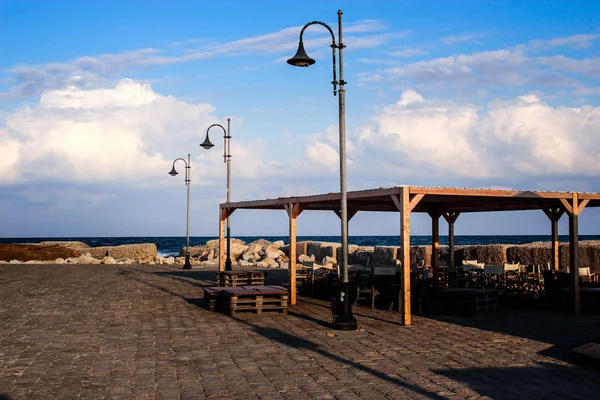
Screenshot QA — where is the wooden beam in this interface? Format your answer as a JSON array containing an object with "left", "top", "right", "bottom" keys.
[
  {"left": 579, "top": 199, "right": 590, "bottom": 213},
  {"left": 543, "top": 207, "right": 563, "bottom": 270},
  {"left": 551, "top": 209, "right": 560, "bottom": 271},
  {"left": 399, "top": 186, "right": 411, "bottom": 326},
  {"left": 408, "top": 194, "right": 424, "bottom": 212},
  {"left": 569, "top": 193, "right": 580, "bottom": 315},
  {"left": 218, "top": 209, "right": 226, "bottom": 272},
  {"left": 391, "top": 194, "right": 401, "bottom": 212},
  {"left": 560, "top": 198, "right": 574, "bottom": 215},
  {"left": 442, "top": 212, "right": 459, "bottom": 266}
]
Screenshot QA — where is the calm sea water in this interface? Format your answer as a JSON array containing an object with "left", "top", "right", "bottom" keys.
[{"left": 2, "top": 235, "right": 600, "bottom": 257}]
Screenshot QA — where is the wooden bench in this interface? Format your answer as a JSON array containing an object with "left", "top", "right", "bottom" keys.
[
  {"left": 216, "top": 270, "right": 268, "bottom": 287},
  {"left": 221, "top": 286, "right": 288, "bottom": 316},
  {"left": 203, "top": 286, "right": 226, "bottom": 312}
]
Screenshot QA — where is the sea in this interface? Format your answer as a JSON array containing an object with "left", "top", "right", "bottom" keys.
[{"left": 2, "top": 235, "right": 600, "bottom": 258}]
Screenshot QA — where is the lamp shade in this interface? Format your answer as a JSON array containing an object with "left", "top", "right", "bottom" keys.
[
  {"left": 287, "top": 41, "right": 315, "bottom": 67},
  {"left": 168, "top": 166, "right": 178, "bottom": 176},
  {"left": 200, "top": 133, "right": 214, "bottom": 149}
]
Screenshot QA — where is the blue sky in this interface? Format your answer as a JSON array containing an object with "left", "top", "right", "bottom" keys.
[{"left": 1, "top": 0, "right": 600, "bottom": 238}]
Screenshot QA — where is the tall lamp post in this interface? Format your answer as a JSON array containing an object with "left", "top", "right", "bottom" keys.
[
  {"left": 168, "top": 154, "right": 192, "bottom": 269},
  {"left": 288, "top": 10, "right": 357, "bottom": 330},
  {"left": 200, "top": 119, "right": 233, "bottom": 271}
]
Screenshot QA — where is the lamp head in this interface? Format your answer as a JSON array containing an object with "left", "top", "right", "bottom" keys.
[
  {"left": 168, "top": 166, "right": 178, "bottom": 176},
  {"left": 200, "top": 133, "right": 214, "bottom": 150},
  {"left": 287, "top": 41, "right": 315, "bottom": 67}
]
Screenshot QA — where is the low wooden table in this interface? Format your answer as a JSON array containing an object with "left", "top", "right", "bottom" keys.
[
  {"left": 221, "top": 286, "right": 288, "bottom": 316},
  {"left": 216, "top": 270, "right": 268, "bottom": 287},
  {"left": 439, "top": 288, "right": 498, "bottom": 315}
]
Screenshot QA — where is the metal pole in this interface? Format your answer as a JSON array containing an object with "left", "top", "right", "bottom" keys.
[
  {"left": 225, "top": 118, "right": 232, "bottom": 271},
  {"left": 183, "top": 154, "right": 192, "bottom": 269},
  {"left": 332, "top": 9, "right": 357, "bottom": 330}
]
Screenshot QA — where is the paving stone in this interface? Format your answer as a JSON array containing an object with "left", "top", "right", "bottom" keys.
[{"left": 1, "top": 263, "right": 600, "bottom": 399}]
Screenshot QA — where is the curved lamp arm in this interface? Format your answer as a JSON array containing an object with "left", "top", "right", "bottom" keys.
[
  {"left": 203, "top": 123, "right": 232, "bottom": 163},
  {"left": 298, "top": 21, "right": 339, "bottom": 95},
  {"left": 169, "top": 157, "right": 190, "bottom": 185}
]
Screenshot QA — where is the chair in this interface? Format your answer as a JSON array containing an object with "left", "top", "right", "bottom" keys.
[
  {"left": 354, "top": 272, "right": 379, "bottom": 309},
  {"left": 462, "top": 260, "right": 485, "bottom": 272},
  {"left": 503, "top": 262, "right": 521, "bottom": 272},
  {"left": 483, "top": 265, "right": 505, "bottom": 289},
  {"left": 448, "top": 264, "right": 466, "bottom": 288},
  {"left": 410, "top": 278, "right": 433, "bottom": 315},
  {"left": 579, "top": 267, "right": 598, "bottom": 283}
]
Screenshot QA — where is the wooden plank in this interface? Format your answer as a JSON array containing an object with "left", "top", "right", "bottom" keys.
[
  {"left": 218, "top": 209, "right": 226, "bottom": 272},
  {"left": 399, "top": 186, "right": 411, "bottom": 326}
]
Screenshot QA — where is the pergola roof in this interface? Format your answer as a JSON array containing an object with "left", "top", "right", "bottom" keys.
[{"left": 221, "top": 185, "right": 600, "bottom": 214}]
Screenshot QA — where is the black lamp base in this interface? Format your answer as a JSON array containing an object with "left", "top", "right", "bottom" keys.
[
  {"left": 332, "top": 281, "right": 358, "bottom": 330},
  {"left": 225, "top": 258, "right": 233, "bottom": 272},
  {"left": 183, "top": 254, "right": 192, "bottom": 270}
]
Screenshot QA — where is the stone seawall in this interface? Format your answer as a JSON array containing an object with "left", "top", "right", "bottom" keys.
[
  {"left": 5, "top": 239, "right": 600, "bottom": 272},
  {"left": 282, "top": 240, "right": 600, "bottom": 273}
]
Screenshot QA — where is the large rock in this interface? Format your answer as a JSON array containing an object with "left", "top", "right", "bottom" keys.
[
  {"left": 411, "top": 246, "right": 433, "bottom": 267},
  {"left": 87, "top": 243, "right": 157, "bottom": 260},
  {"left": 455, "top": 244, "right": 509, "bottom": 266},
  {"left": 335, "top": 244, "right": 359, "bottom": 261},
  {"left": 372, "top": 246, "right": 399, "bottom": 265},
  {"left": 506, "top": 242, "right": 552, "bottom": 266},
  {"left": 307, "top": 241, "right": 340, "bottom": 262},
  {"left": 39, "top": 241, "right": 90, "bottom": 251},
  {"left": 281, "top": 241, "right": 309, "bottom": 257},
  {"left": 181, "top": 245, "right": 208, "bottom": 257}
]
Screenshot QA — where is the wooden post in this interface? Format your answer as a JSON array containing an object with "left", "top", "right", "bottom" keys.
[
  {"left": 442, "top": 212, "right": 460, "bottom": 266},
  {"left": 285, "top": 203, "right": 303, "bottom": 306},
  {"left": 399, "top": 187, "right": 411, "bottom": 325},
  {"left": 218, "top": 208, "right": 226, "bottom": 272},
  {"left": 560, "top": 193, "right": 589, "bottom": 316},
  {"left": 429, "top": 211, "right": 440, "bottom": 291},
  {"left": 391, "top": 188, "right": 423, "bottom": 325},
  {"left": 543, "top": 208, "right": 564, "bottom": 270},
  {"left": 569, "top": 201, "right": 579, "bottom": 316}
]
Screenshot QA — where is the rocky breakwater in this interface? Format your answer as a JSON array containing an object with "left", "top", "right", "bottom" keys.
[
  {"left": 181, "top": 238, "right": 289, "bottom": 268},
  {"left": 0, "top": 242, "right": 160, "bottom": 265},
  {"left": 185, "top": 239, "right": 600, "bottom": 274}
]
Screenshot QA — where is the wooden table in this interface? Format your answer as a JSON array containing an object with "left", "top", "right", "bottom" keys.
[{"left": 216, "top": 270, "right": 268, "bottom": 287}]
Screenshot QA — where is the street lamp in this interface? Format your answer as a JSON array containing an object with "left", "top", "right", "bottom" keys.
[
  {"left": 200, "top": 119, "right": 233, "bottom": 271},
  {"left": 288, "top": 10, "right": 357, "bottom": 330},
  {"left": 168, "top": 154, "right": 192, "bottom": 269}
]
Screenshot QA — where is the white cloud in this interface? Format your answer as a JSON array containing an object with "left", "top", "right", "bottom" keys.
[
  {"left": 0, "top": 20, "right": 400, "bottom": 100},
  {"left": 0, "top": 79, "right": 218, "bottom": 184},
  {"left": 441, "top": 33, "right": 486, "bottom": 45},
  {"left": 541, "top": 33, "right": 600, "bottom": 49},
  {"left": 350, "top": 90, "right": 600, "bottom": 183},
  {"left": 387, "top": 47, "right": 428, "bottom": 58}
]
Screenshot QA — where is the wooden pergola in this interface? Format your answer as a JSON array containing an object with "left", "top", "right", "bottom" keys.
[{"left": 218, "top": 186, "right": 600, "bottom": 325}]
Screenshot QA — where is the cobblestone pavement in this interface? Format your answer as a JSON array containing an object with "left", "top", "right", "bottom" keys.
[{"left": 1, "top": 264, "right": 599, "bottom": 399}]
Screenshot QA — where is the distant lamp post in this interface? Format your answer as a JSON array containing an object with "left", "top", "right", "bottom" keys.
[
  {"left": 200, "top": 119, "right": 233, "bottom": 271},
  {"left": 288, "top": 10, "right": 357, "bottom": 330},
  {"left": 168, "top": 154, "right": 192, "bottom": 269}
]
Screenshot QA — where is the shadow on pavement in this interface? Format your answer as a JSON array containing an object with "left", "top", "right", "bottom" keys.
[{"left": 432, "top": 361, "right": 600, "bottom": 399}]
